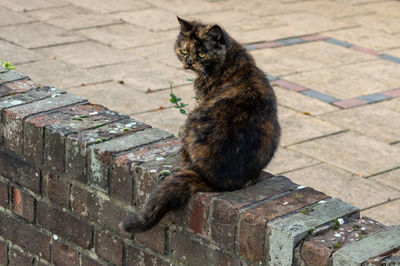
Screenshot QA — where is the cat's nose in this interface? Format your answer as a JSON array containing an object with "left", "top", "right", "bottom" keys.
[{"left": 186, "top": 59, "right": 193, "bottom": 66}]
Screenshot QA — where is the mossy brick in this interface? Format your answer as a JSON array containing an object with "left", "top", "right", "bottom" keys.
[
  {"left": 267, "top": 198, "right": 359, "bottom": 266},
  {"left": 239, "top": 187, "right": 328, "bottom": 263},
  {"left": 11, "top": 187, "right": 35, "bottom": 222},
  {"left": 2, "top": 93, "right": 86, "bottom": 155},
  {"left": 111, "top": 138, "right": 180, "bottom": 203},
  {"left": 37, "top": 201, "right": 93, "bottom": 248},
  {"left": 52, "top": 241, "right": 78, "bottom": 266},
  {"left": 95, "top": 230, "right": 124, "bottom": 265},
  {"left": 0, "top": 151, "right": 40, "bottom": 193},
  {"left": 126, "top": 246, "right": 170, "bottom": 266},
  {"left": 0, "top": 213, "right": 51, "bottom": 260},
  {"left": 135, "top": 223, "right": 167, "bottom": 254},
  {"left": 8, "top": 247, "right": 32, "bottom": 265},
  {"left": 332, "top": 226, "right": 400, "bottom": 266},
  {"left": 380, "top": 250, "right": 400, "bottom": 265},
  {"left": 0, "top": 240, "right": 7, "bottom": 265},
  {"left": 299, "top": 217, "right": 385, "bottom": 266},
  {"left": 211, "top": 174, "right": 296, "bottom": 252},
  {"left": 170, "top": 229, "right": 240, "bottom": 266},
  {"left": 0, "top": 70, "right": 27, "bottom": 85},
  {"left": 88, "top": 128, "right": 172, "bottom": 192},
  {"left": 186, "top": 192, "right": 221, "bottom": 238},
  {"left": 42, "top": 171, "right": 70, "bottom": 208},
  {"left": 66, "top": 118, "right": 148, "bottom": 183},
  {"left": 71, "top": 185, "right": 130, "bottom": 236},
  {"left": 0, "top": 78, "right": 40, "bottom": 97},
  {"left": 0, "top": 180, "right": 8, "bottom": 208}
]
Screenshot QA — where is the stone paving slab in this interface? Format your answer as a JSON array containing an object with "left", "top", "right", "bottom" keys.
[
  {"left": 377, "top": 97, "right": 400, "bottom": 113},
  {"left": 286, "top": 60, "right": 400, "bottom": 99},
  {"left": 284, "top": 163, "right": 400, "bottom": 210},
  {"left": 0, "top": 6, "right": 33, "bottom": 26},
  {"left": 290, "top": 131, "right": 400, "bottom": 177},
  {"left": 320, "top": 104, "right": 400, "bottom": 144},
  {"left": 36, "top": 41, "right": 141, "bottom": 69},
  {"left": 370, "top": 168, "right": 400, "bottom": 192},
  {"left": 15, "top": 59, "right": 109, "bottom": 89},
  {"left": 77, "top": 24, "right": 174, "bottom": 50},
  {"left": 127, "top": 42, "right": 181, "bottom": 68},
  {"left": 342, "top": 13, "right": 400, "bottom": 34},
  {"left": 278, "top": 106, "right": 343, "bottom": 146},
  {"left": 0, "top": 0, "right": 67, "bottom": 12},
  {"left": 362, "top": 200, "right": 400, "bottom": 226},
  {"left": 62, "top": 0, "right": 149, "bottom": 14},
  {"left": 0, "top": 40, "right": 45, "bottom": 65},
  {"left": 0, "top": 22, "right": 85, "bottom": 49},
  {"left": 264, "top": 146, "right": 320, "bottom": 175},
  {"left": 251, "top": 41, "right": 375, "bottom": 76},
  {"left": 363, "top": 1, "right": 400, "bottom": 16}
]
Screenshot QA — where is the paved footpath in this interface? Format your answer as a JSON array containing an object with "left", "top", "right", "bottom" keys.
[{"left": 1, "top": 0, "right": 400, "bottom": 225}]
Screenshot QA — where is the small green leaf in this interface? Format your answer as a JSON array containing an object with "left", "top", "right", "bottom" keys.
[
  {"left": 180, "top": 109, "right": 187, "bottom": 115},
  {"left": 95, "top": 139, "right": 102, "bottom": 144},
  {"left": 176, "top": 97, "right": 182, "bottom": 102},
  {"left": 123, "top": 128, "right": 129, "bottom": 131},
  {"left": 170, "top": 98, "right": 177, "bottom": 103}
]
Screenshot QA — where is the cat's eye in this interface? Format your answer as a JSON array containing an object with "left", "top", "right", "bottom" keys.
[
  {"left": 198, "top": 53, "right": 206, "bottom": 58},
  {"left": 181, "top": 49, "right": 188, "bottom": 55}
]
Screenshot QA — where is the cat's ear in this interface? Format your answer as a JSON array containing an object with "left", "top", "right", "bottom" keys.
[
  {"left": 208, "top": 25, "right": 224, "bottom": 43},
  {"left": 177, "top": 16, "right": 192, "bottom": 33}
]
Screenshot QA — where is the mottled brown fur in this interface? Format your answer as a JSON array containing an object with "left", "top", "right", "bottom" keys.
[{"left": 120, "top": 17, "right": 280, "bottom": 233}]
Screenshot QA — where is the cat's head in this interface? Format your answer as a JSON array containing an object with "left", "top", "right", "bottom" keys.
[{"left": 175, "top": 17, "right": 228, "bottom": 75}]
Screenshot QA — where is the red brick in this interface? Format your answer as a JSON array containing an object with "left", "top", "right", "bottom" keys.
[
  {"left": 0, "top": 213, "right": 51, "bottom": 260},
  {"left": 42, "top": 171, "right": 70, "bottom": 208},
  {"left": 135, "top": 224, "right": 166, "bottom": 254},
  {"left": 270, "top": 79, "right": 308, "bottom": 92},
  {"left": 211, "top": 174, "right": 296, "bottom": 252},
  {"left": 126, "top": 246, "right": 170, "bottom": 266},
  {"left": 0, "top": 151, "right": 40, "bottom": 193},
  {"left": 384, "top": 88, "right": 400, "bottom": 98},
  {"left": 350, "top": 45, "right": 381, "bottom": 56},
  {"left": 301, "top": 34, "right": 328, "bottom": 41},
  {"left": 95, "top": 230, "right": 124, "bottom": 265},
  {"left": 186, "top": 192, "right": 220, "bottom": 237},
  {"left": 252, "top": 41, "right": 283, "bottom": 49},
  {"left": 300, "top": 241, "right": 331, "bottom": 266},
  {"left": 9, "top": 247, "right": 32, "bottom": 266},
  {"left": 0, "top": 78, "right": 39, "bottom": 97},
  {"left": 37, "top": 201, "right": 93, "bottom": 248},
  {"left": 3, "top": 93, "right": 85, "bottom": 155},
  {"left": 333, "top": 98, "right": 367, "bottom": 109},
  {"left": 238, "top": 213, "right": 266, "bottom": 264},
  {"left": 71, "top": 185, "right": 130, "bottom": 236},
  {"left": 110, "top": 154, "right": 133, "bottom": 204},
  {"left": 11, "top": 187, "right": 35, "bottom": 222},
  {"left": 65, "top": 118, "right": 149, "bottom": 183},
  {"left": 0, "top": 180, "right": 8, "bottom": 208},
  {"left": 0, "top": 240, "right": 7, "bottom": 265},
  {"left": 52, "top": 241, "right": 78, "bottom": 266},
  {"left": 170, "top": 230, "right": 240, "bottom": 266}
]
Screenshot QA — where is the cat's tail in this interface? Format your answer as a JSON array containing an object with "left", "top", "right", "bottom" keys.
[{"left": 119, "top": 169, "right": 211, "bottom": 233}]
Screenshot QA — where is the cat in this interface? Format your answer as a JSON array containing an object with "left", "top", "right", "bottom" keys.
[{"left": 120, "top": 17, "right": 280, "bottom": 233}]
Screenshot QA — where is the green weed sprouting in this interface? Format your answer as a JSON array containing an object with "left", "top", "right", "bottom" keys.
[
  {"left": 169, "top": 83, "right": 188, "bottom": 116},
  {"left": 0, "top": 60, "right": 15, "bottom": 70}
]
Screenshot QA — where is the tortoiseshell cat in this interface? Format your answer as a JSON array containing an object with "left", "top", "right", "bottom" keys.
[{"left": 120, "top": 17, "right": 280, "bottom": 233}]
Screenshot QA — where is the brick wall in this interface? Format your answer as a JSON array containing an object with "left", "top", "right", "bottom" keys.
[{"left": 0, "top": 68, "right": 399, "bottom": 265}]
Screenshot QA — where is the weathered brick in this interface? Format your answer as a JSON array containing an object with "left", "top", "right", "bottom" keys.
[
  {"left": 135, "top": 224, "right": 166, "bottom": 254},
  {"left": 299, "top": 217, "right": 385, "bottom": 266},
  {"left": 11, "top": 187, "right": 35, "bottom": 222},
  {"left": 3, "top": 93, "right": 85, "bottom": 155},
  {"left": 95, "top": 230, "right": 124, "bottom": 265},
  {"left": 111, "top": 138, "right": 181, "bottom": 204},
  {"left": 88, "top": 128, "right": 172, "bottom": 192},
  {"left": 81, "top": 255, "right": 104, "bottom": 266},
  {"left": 42, "top": 171, "right": 70, "bottom": 208},
  {"left": 37, "top": 201, "right": 93, "bottom": 248},
  {"left": 52, "top": 241, "right": 78, "bottom": 266},
  {"left": 238, "top": 213, "right": 266, "bottom": 264},
  {"left": 66, "top": 118, "right": 148, "bottom": 183},
  {"left": 211, "top": 174, "right": 296, "bottom": 252},
  {"left": 0, "top": 240, "right": 7, "bottom": 265},
  {"left": 126, "top": 246, "right": 170, "bottom": 266},
  {"left": 0, "top": 78, "right": 40, "bottom": 97},
  {"left": 0, "top": 213, "right": 51, "bottom": 260},
  {"left": 0, "top": 180, "right": 8, "bottom": 208},
  {"left": 71, "top": 185, "right": 130, "bottom": 235},
  {"left": 170, "top": 229, "right": 240, "bottom": 266},
  {"left": 8, "top": 247, "right": 32, "bottom": 266},
  {"left": 186, "top": 192, "right": 221, "bottom": 238},
  {"left": 0, "top": 151, "right": 40, "bottom": 193},
  {"left": 0, "top": 70, "right": 27, "bottom": 85}
]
